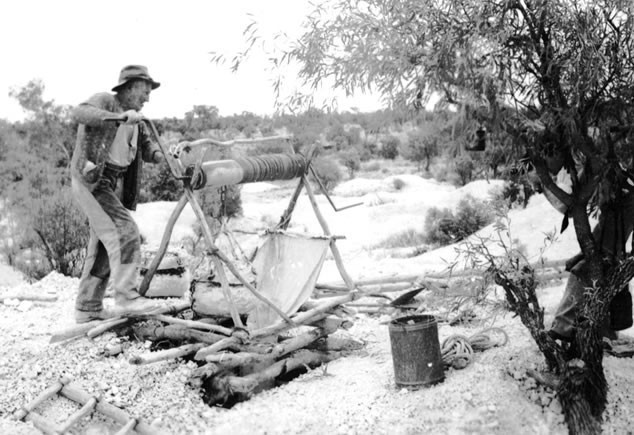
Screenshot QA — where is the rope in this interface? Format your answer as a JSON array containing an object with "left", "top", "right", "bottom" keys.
[
  {"left": 235, "top": 154, "right": 307, "bottom": 183},
  {"left": 441, "top": 327, "right": 508, "bottom": 369}
]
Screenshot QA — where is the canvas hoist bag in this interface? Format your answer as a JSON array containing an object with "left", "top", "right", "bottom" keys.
[{"left": 247, "top": 232, "right": 331, "bottom": 329}]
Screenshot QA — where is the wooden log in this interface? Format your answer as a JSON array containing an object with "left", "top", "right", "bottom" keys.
[
  {"left": 57, "top": 397, "right": 97, "bottom": 433},
  {"left": 87, "top": 318, "right": 129, "bottom": 339},
  {"left": 223, "top": 350, "right": 343, "bottom": 397},
  {"left": 0, "top": 293, "right": 57, "bottom": 302},
  {"left": 14, "top": 376, "right": 70, "bottom": 420},
  {"left": 150, "top": 314, "right": 233, "bottom": 336},
  {"left": 129, "top": 343, "right": 207, "bottom": 365},
  {"left": 59, "top": 383, "right": 162, "bottom": 435},
  {"left": 50, "top": 301, "right": 191, "bottom": 344},
  {"left": 194, "top": 293, "right": 356, "bottom": 360},
  {"left": 309, "top": 315, "right": 353, "bottom": 331},
  {"left": 190, "top": 363, "right": 223, "bottom": 387},
  {"left": 205, "top": 324, "right": 337, "bottom": 367},
  {"left": 139, "top": 195, "right": 189, "bottom": 296},
  {"left": 317, "top": 273, "right": 421, "bottom": 289},
  {"left": 252, "top": 293, "right": 356, "bottom": 338},
  {"left": 133, "top": 323, "right": 225, "bottom": 345},
  {"left": 205, "top": 351, "right": 267, "bottom": 368},
  {"left": 309, "top": 336, "right": 365, "bottom": 352}
]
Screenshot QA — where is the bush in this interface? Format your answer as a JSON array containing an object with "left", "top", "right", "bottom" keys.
[
  {"left": 373, "top": 228, "right": 427, "bottom": 249},
  {"left": 246, "top": 141, "right": 293, "bottom": 156},
  {"left": 1, "top": 185, "right": 90, "bottom": 279},
  {"left": 379, "top": 136, "right": 400, "bottom": 160},
  {"left": 363, "top": 161, "right": 381, "bottom": 172},
  {"left": 392, "top": 177, "right": 406, "bottom": 191},
  {"left": 309, "top": 157, "right": 342, "bottom": 194},
  {"left": 198, "top": 185, "right": 243, "bottom": 221},
  {"left": 339, "top": 148, "right": 361, "bottom": 178},
  {"left": 424, "top": 195, "right": 494, "bottom": 246},
  {"left": 140, "top": 162, "right": 183, "bottom": 202},
  {"left": 454, "top": 156, "right": 475, "bottom": 185}
]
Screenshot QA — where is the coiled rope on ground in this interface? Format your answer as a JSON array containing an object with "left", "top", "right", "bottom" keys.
[{"left": 441, "top": 327, "right": 509, "bottom": 369}]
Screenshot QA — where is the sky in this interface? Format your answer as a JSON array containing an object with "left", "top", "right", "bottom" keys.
[{"left": 0, "top": 0, "right": 383, "bottom": 121}]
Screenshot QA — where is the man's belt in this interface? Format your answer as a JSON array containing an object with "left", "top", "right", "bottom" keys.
[{"left": 103, "top": 162, "right": 128, "bottom": 178}]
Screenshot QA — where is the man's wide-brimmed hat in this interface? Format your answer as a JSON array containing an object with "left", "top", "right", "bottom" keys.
[{"left": 112, "top": 65, "right": 160, "bottom": 92}]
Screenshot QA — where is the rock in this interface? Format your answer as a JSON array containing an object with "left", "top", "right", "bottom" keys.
[{"left": 17, "top": 301, "right": 33, "bottom": 312}]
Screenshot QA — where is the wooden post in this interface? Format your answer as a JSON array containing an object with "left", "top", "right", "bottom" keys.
[
  {"left": 149, "top": 314, "right": 233, "bottom": 336},
  {"left": 277, "top": 177, "right": 305, "bottom": 230},
  {"left": 87, "top": 318, "right": 129, "bottom": 339},
  {"left": 129, "top": 343, "right": 207, "bottom": 365},
  {"left": 139, "top": 195, "right": 189, "bottom": 296},
  {"left": 184, "top": 187, "right": 292, "bottom": 325},
  {"left": 301, "top": 176, "right": 356, "bottom": 291},
  {"left": 50, "top": 301, "right": 191, "bottom": 344}
]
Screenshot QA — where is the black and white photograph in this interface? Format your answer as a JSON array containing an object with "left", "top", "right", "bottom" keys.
[{"left": 0, "top": 1, "right": 633, "bottom": 434}]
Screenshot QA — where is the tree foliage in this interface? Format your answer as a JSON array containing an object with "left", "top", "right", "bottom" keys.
[
  {"left": 220, "top": 0, "right": 634, "bottom": 431},
  {"left": 0, "top": 80, "right": 88, "bottom": 278}
]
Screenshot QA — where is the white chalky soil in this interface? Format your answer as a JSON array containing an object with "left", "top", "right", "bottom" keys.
[{"left": 1, "top": 175, "right": 632, "bottom": 434}]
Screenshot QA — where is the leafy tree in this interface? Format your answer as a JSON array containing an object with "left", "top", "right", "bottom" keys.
[
  {"left": 379, "top": 135, "right": 400, "bottom": 160},
  {"left": 184, "top": 105, "right": 221, "bottom": 133},
  {"left": 222, "top": 1, "right": 634, "bottom": 431},
  {"left": 405, "top": 129, "right": 439, "bottom": 172},
  {"left": 1, "top": 80, "right": 88, "bottom": 278}
]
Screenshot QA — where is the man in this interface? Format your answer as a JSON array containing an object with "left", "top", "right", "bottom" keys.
[
  {"left": 542, "top": 150, "right": 634, "bottom": 342},
  {"left": 71, "top": 65, "right": 165, "bottom": 323}
]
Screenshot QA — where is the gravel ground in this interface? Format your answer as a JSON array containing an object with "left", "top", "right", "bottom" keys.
[
  {"left": 1, "top": 177, "right": 633, "bottom": 434},
  {"left": 0, "top": 270, "right": 632, "bottom": 435}
]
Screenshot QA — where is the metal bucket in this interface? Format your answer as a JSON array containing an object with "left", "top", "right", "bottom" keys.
[{"left": 389, "top": 314, "right": 445, "bottom": 388}]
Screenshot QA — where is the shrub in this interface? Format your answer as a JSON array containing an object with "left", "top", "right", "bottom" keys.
[
  {"left": 309, "top": 157, "right": 342, "bottom": 194},
  {"left": 454, "top": 156, "right": 475, "bottom": 185},
  {"left": 404, "top": 132, "right": 439, "bottom": 172},
  {"left": 373, "top": 228, "right": 427, "bottom": 249},
  {"left": 339, "top": 148, "right": 361, "bottom": 178},
  {"left": 363, "top": 161, "right": 381, "bottom": 172},
  {"left": 2, "top": 185, "right": 90, "bottom": 279},
  {"left": 140, "top": 162, "right": 183, "bottom": 202},
  {"left": 424, "top": 195, "right": 494, "bottom": 246},
  {"left": 198, "top": 185, "right": 243, "bottom": 220},
  {"left": 363, "top": 141, "right": 379, "bottom": 159},
  {"left": 379, "top": 136, "right": 400, "bottom": 160},
  {"left": 246, "top": 141, "right": 293, "bottom": 156},
  {"left": 392, "top": 177, "right": 406, "bottom": 190}
]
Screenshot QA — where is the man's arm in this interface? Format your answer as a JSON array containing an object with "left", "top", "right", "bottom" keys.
[
  {"left": 72, "top": 93, "right": 119, "bottom": 126},
  {"left": 138, "top": 122, "right": 163, "bottom": 163}
]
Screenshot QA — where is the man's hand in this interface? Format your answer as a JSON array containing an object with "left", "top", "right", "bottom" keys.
[
  {"left": 121, "top": 110, "right": 144, "bottom": 124},
  {"left": 152, "top": 150, "right": 164, "bottom": 164}
]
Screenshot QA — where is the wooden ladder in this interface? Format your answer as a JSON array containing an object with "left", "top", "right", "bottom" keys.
[{"left": 14, "top": 377, "right": 161, "bottom": 435}]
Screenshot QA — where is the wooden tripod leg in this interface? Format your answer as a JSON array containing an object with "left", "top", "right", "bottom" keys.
[
  {"left": 139, "top": 195, "right": 189, "bottom": 296},
  {"left": 212, "top": 255, "right": 244, "bottom": 328},
  {"left": 302, "top": 176, "right": 356, "bottom": 291},
  {"left": 277, "top": 177, "right": 305, "bottom": 230},
  {"left": 183, "top": 188, "right": 293, "bottom": 325}
]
